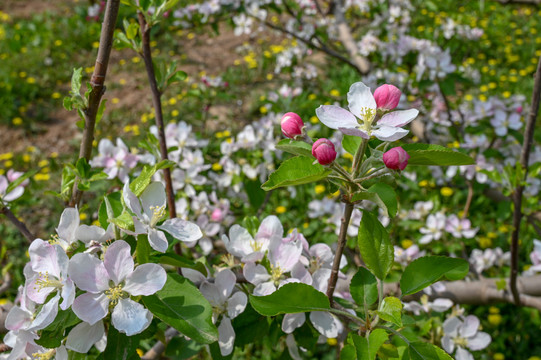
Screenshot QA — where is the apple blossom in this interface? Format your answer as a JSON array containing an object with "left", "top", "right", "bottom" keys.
[
  {"left": 280, "top": 112, "right": 304, "bottom": 139},
  {"left": 373, "top": 84, "right": 401, "bottom": 110},
  {"left": 442, "top": 315, "right": 491, "bottom": 360},
  {"left": 383, "top": 146, "right": 410, "bottom": 170},
  {"left": 312, "top": 138, "right": 336, "bottom": 165}
]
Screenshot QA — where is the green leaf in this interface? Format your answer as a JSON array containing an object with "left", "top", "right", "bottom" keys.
[
  {"left": 136, "top": 234, "right": 150, "bottom": 264},
  {"left": 143, "top": 273, "right": 218, "bottom": 344},
  {"left": 109, "top": 211, "right": 135, "bottom": 231},
  {"left": 126, "top": 22, "right": 139, "bottom": 40},
  {"left": 5, "top": 169, "right": 37, "bottom": 195},
  {"left": 232, "top": 303, "right": 270, "bottom": 347},
  {"left": 63, "top": 97, "right": 73, "bottom": 111},
  {"left": 98, "top": 192, "right": 123, "bottom": 229},
  {"left": 155, "top": 253, "right": 208, "bottom": 277},
  {"left": 350, "top": 267, "right": 378, "bottom": 307},
  {"left": 340, "top": 344, "right": 357, "bottom": 360},
  {"left": 245, "top": 179, "right": 266, "bottom": 209},
  {"left": 75, "top": 158, "right": 90, "bottom": 179},
  {"left": 377, "top": 297, "right": 403, "bottom": 327},
  {"left": 130, "top": 160, "right": 175, "bottom": 196},
  {"left": 367, "top": 183, "right": 398, "bottom": 217},
  {"left": 400, "top": 144, "right": 474, "bottom": 166},
  {"left": 102, "top": 326, "right": 140, "bottom": 360},
  {"left": 342, "top": 135, "right": 362, "bottom": 156},
  {"left": 249, "top": 283, "right": 330, "bottom": 316},
  {"left": 400, "top": 256, "right": 469, "bottom": 296},
  {"left": 261, "top": 156, "right": 331, "bottom": 191},
  {"left": 407, "top": 342, "right": 453, "bottom": 360},
  {"left": 351, "top": 191, "right": 389, "bottom": 217},
  {"left": 71, "top": 67, "right": 83, "bottom": 95},
  {"left": 35, "top": 309, "right": 80, "bottom": 348},
  {"left": 276, "top": 139, "right": 313, "bottom": 158},
  {"left": 96, "top": 99, "right": 107, "bottom": 126},
  {"left": 358, "top": 211, "right": 394, "bottom": 280}
]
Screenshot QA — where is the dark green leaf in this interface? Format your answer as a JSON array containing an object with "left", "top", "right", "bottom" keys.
[
  {"left": 155, "top": 253, "right": 208, "bottom": 277},
  {"left": 262, "top": 156, "right": 331, "bottom": 191},
  {"left": 102, "top": 326, "right": 140, "bottom": 360},
  {"left": 245, "top": 179, "right": 266, "bottom": 209},
  {"left": 367, "top": 183, "right": 398, "bottom": 217},
  {"left": 358, "top": 212, "right": 393, "bottom": 280},
  {"left": 400, "top": 144, "right": 474, "bottom": 166},
  {"left": 350, "top": 267, "right": 378, "bottom": 307},
  {"left": 276, "top": 139, "right": 313, "bottom": 158},
  {"left": 249, "top": 283, "right": 330, "bottom": 316},
  {"left": 342, "top": 135, "right": 362, "bottom": 156},
  {"left": 408, "top": 342, "right": 453, "bottom": 360},
  {"left": 35, "top": 309, "right": 80, "bottom": 348}
]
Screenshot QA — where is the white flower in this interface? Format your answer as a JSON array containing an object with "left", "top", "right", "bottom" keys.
[
  {"left": 419, "top": 213, "right": 446, "bottom": 244},
  {"left": 442, "top": 315, "right": 491, "bottom": 360}
]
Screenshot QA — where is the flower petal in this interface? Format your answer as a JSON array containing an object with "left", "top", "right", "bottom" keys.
[
  {"left": 76, "top": 225, "right": 108, "bottom": 244},
  {"left": 104, "top": 240, "right": 134, "bottom": 285},
  {"left": 467, "top": 332, "right": 491, "bottom": 351},
  {"left": 111, "top": 298, "right": 153, "bottom": 336},
  {"left": 123, "top": 182, "right": 143, "bottom": 218},
  {"left": 216, "top": 268, "right": 236, "bottom": 299},
  {"left": 223, "top": 225, "right": 254, "bottom": 258},
  {"left": 123, "top": 263, "right": 166, "bottom": 296},
  {"left": 315, "top": 105, "right": 358, "bottom": 130},
  {"left": 372, "top": 125, "right": 409, "bottom": 142},
  {"left": 69, "top": 253, "right": 110, "bottom": 293},
  {"left": 347, "top": 82, "right": 376, "bottom": 117},
  {"left": 338, "top": 127, "right": 370, "bottom": 138},
  {"left": 282, "top": 313, "right": 306, "bottom": 334},
  {"left": 4, "top": 306, "right": 32, "bottom": 331},
  {"left": 60, "top": 278, "right": 76, "bottom": 310},
  {"left": 460, "top": 315, "right": 480, "bottom": 338},
  {"left": 243, "top": 262, "right": 270, "bottom": 285},
  {"left": 157, "top": 218, "right": 203, "bottom": 242},
  {"left": 148, "top": 228, "right": 169, "bottom": 253},
  {"left": 200, "top": 282, "right": 224, "bottom": 307},
  {"left": 66, "top": 321, "right": 105, "bottom": 353},
  {"left": 72, "top": 292, "right": 110, "bottom": 325},
  {"left": 256, "top": 215, "right": 283, "bottom": 245},
  {"left": 218, "top": 316, "right": 235, "bottom": 356},
  {"left": 140, "top": 182, "right": 166, "bottom": 220},
  {"left": 378, "top": 109, "right": 419, "bottom": 127},
  {"left": 227, "top": 292, "right": 247, "bottom": 319},
  {"left": 309, "top": 311, "right": 343, "bottom": 338},
  {"left": 29, "top": 294, "right": 60, "bottom": 331},
  {"left": 456, "top": 347, "right": 474, "bottom": 360},
  {"left": 56, "top": 208, "right": 80, "bottom": 244},
  {"left": 29, "top": 239, "right": 59, "bottom": 277}
]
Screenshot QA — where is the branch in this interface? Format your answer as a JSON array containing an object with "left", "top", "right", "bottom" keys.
[
  {"left": 495, "top": 0, "right": 541, "bottom": 4},
  {"left": 69, "top": 0, "right": 121, "bottom": 207},
  {"left": 141, "top": 327, "right": 178, "bottom": 360},
  {"left": 0, "top": 206, "right": 35, "bottom": 242},
  {"left": 384, "top": 275, "right": 541, "bottom": 311},
  {"left": 509, "top": 54, "right": 541, "bottom": 305},
  {"left": 0, "top": 273, "right": 12, "bottom": 296}
]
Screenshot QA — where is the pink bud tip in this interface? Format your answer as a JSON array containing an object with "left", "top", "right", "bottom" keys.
[
  {"left": 383, "top": 147, "right": 410, "bottom": 170},
  {"left": 211, "top": 208, "right": 224, "bottom": 222},
  {"left": 281, "top": 112, "right": 304, "bottom": 139},
  {"left": 312, "top": 138, "right": 337, "bottom": 166},
  {"left": 374, "top": 84, "right": 401, "bottom": 111}
]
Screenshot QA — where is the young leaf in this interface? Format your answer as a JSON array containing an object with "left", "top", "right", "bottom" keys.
[
  {"left": 377, "top": 297, "right": 403, "bottom": 327},
  {"left": 70, "top": 67, "right": 83, "bottom": 95},
  {"left": 350, "top": 267, "right": 378, "bottom": 307},
  {"left": 130, "top": 160, "right": 175, "bottom": 196},
  {"left": 142, "top": 273, "right": 219, "bottom": 344},
  {"left": 400, "top": 256, "right": 469, "bottom": 296},
  {"left": 275, "top": 139, "right": 313, "bottom": 158},
  {"left": 407, "top": 342, "right": 453, "bottom": 360},
  {"left": 358, "top": 212, "right": 394, "bottom": 280},
  {"left": 349, "top": 329, "right": 388, "bottom": 360},
  {"left": 351, "top": 191, "right": 389, "bottom": 217},
  {"left": 261, "top": 156, "right": 331, "bottom": 191},
  {"left": 249, "top": 283, "right": 330, "bottom": 316},
  {"left": 342, "top": 135, "right": 362, "bottom": 156},
  {"left": 400, "top": 144, "right": 474, "bottom": 166},
  {"left": 367, "top": 183, "right": 398, "bottom": 217}
]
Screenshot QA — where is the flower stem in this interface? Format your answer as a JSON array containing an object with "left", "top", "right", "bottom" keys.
[
  {"left": 326, "top": 201, "right": 354, "bottom": 305},
  {"left": 352, "top": 139, "right": 369, "bottom": 179}
]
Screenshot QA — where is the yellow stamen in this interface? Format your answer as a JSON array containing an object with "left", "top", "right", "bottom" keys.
[
  {"left": 32, "top": 349, "right": 56, "bottom": 360},
  {"left": 34, "top": 271, "right": 62, "bottom": 292},
  {"left": 105, "top": 284, "right": 126, "bottom": 307},
  {"left": 149, "top": 205, "right": 166, "bottom": 227}
]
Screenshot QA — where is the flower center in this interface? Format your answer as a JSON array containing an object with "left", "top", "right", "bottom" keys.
[
  {"left": 149, "top": 205, "right": 166, "bottom": 227},
  {"left": 270, "top": 264, "right": 283, "bottom": 285},
  {"left": 49, "top": 234, "right": 60, "bottom": 245},
  {"left": 453, "top": 336, "right": 468, "bottom": 347},
  {"left": 34, "top": 271, "right": 62, "bottom": 292},
  {"left": 32, "top": 349, "right": 56, "bottom": 360},
  {"left": 250, "top": 240, "right": 263, "bottom": 252},
  {"left": 358, "top": 107, "right": 376, "bottom": 132},
  {"left": 105, "top": 284, "right": 126, "bottom": 307}
]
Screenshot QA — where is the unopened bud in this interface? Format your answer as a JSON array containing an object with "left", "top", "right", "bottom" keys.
[
  {"left": 312, "top": 138, "right": 337, "bottom": 165},
  {"left": 374, "top": 84, "right": 401, "bottom": 111},
  {"left": 383, "top": 147, "right": 410, "bottom": 170},
  {"left": 281, "top": 112, "right": 304, "bottom": 139}
]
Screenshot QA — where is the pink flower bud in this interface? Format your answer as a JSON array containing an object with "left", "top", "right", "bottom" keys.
[
  {"left": 211, "top": 208, "right": 224, "bottom": 222},
  {"left": 374, "top": 84, "right": 401, "bottom": 110},
  {"left": 312, "top": 138, "right": 337, "bottom": 165},
  {"left": 383, "top": 147, "right": 410, "bottom": 170},
  {"left": 516, "top": 106, "right": 523, "bottom": 114},
  {"left": 281, "top": 112, "right": 304, "bottom": 139}
]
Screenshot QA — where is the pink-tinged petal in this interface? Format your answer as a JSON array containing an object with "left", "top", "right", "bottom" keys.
[
  {"left": 241, "top": 251, "right": 265, "bottom": 263},
  {"left": 310, "top": 244, "right": 334, "bottom": 265},
  {"left": 29, "top": 239, "right": 59, "bottom": 277},
  {"left": 148, "top": 228, "right": 169, "bottom": 253},
  {"left": 123, "top": 182, "right": 143, "bottom": 218},
  {"left": 27, "top": 277, "right": 55, "bottom": 304},
  {"left": 104, "top": 240, "right": 134, "bottom": 285},
  {"left": 309, "top": 311, "right": 343, "bottom": 338},
  {"left": 123, "top": 263, "right": 166, "bottom": 296},
  {"left": 338, "top": 127, "right": 370, "bottom": 138},
  {"left": 347, "top": 82, "right": 377, "bottom": 117},
  {"left": 223, "top": 225, "right": 254, "bottom": 258},
  {"left": 270, "top": 240, "right": 302, "bottom": 272},
  {"left": 441, "top": 335, "right": 455, "bottom": 354},
  {"left": 243, "top": 262, "right": 270, "bottom": 285},
  {"left": 69, "top": 253, "right": 110, "bottom": 293},
  {"left": 216, "top": 269, "right": 236, "bottom": 299},
  {"left": 372, "top": 125, "right": 409, "bottom": 142},
  {"left": 29, "top": 294, "right": 60, "bottom": 331},
  {"left": 3, "top": 186, "right": 24, "bottom": 202},
  {"left": 456, "top": 347, "right": 474, "bottom": 360},
  {"left": 282, "top": 313, "right": 306, "bottom": 334},
  {"left": 312, "top": 268, "right": 331, "bottom": 293},
  {"left": 253, "top": 282, "right": 276, "bottom": 296},
  {"left": 56, "top": 208, "right": 80, "bottom": 243},
  {"left": 460, "top": 315, "right": 479, "bottom": 338},
  {"left": 76, "top": 225, "right": 108, "bottom": 244},
  {"left": 73, "top": 292, "right": 109, "bottom": 325},
  {"left": 5, "top": 306, "right": 32, "bottom": 331},
  {"left": 111, "top": 298, "right": 153, "bottom": 336},
  {"left": 218, "top": 316, "right": 235, "bottom": 356},
  {"left": 256, "top": 215, "right": 283, "bottom": 245},
  {"left": 200, "top": 282, "right": 224, "bottom": 307},
  {"left": 378, "top": 109, "right": 419, "bottom": 127},
  {"left": 55, "top": 244, "right": 70, "bottom": 278},
  {"left": 227, "top": 292, "right": 247, "bottom": 319},
  {"left": 60, "top": 278, "right": 75, "bottom": 310},
  {"left": 315, "top": 105, "right": 358, "bottom": 130},
  {"left": 291, "top": 262, "right": 312, "bottom": 285},
  {"left": 157, "top": 218, "right": 203, "bottom": 242},
  {"left": 66, "top": 321, "right": 105, "bottom": 353},
  {"left": 467, "top": 332, "right": 491, "bottom": 351},
  {"left": 430, "top": 298, "right": 453, "bottom": 312},
  {"left": 140, "top": 182, "right": 167, "bottom": 219}
]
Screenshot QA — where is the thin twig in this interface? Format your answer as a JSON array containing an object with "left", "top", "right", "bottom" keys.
[
  {"left": 461, "top": 180, "right": 474, "bottom": 219},
  {"left": 137, "top": 13, "right": 180, "bottom": 255},
  {"left": 510, "top": 54, "right": 541, "bottom": 305},
  {"left": 69, "top": 0, "right": 121, "bottom": 207},
  {"left": 0, "top": 273, "right": 12, "bottom": 296},
  {"left": 326, "top": 201, "right": 354, "bottom": 305},
  {"left": 141, "top": 327, "right": 178, "bottom": 360},
  {"left": 0, "top": 206, "right": 35, "bottom": 242}
]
